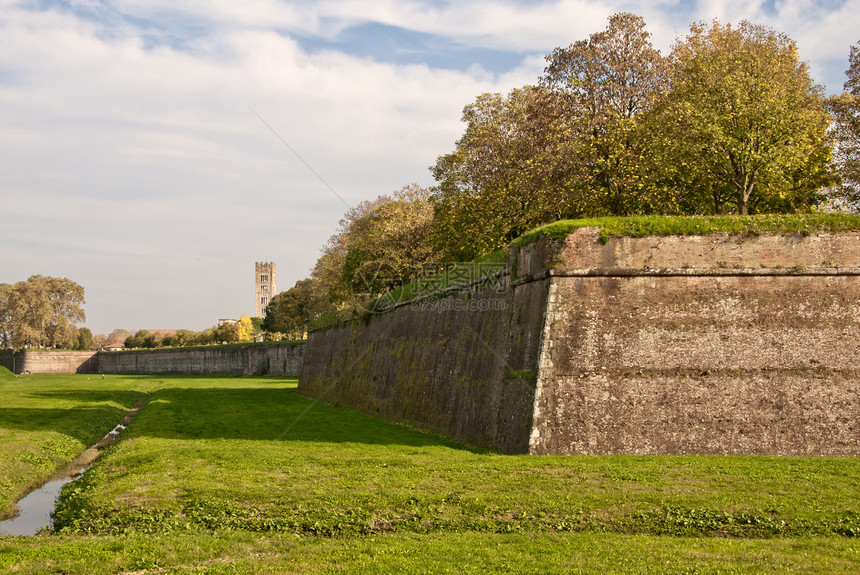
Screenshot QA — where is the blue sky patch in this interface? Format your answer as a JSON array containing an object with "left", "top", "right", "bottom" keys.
[{"left": 296, "top": 22, "right": 528, "bottom": 73}]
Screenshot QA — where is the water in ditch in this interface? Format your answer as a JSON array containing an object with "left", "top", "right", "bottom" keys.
[
  {"left": 0, "top": 420, "right": 131, "bottom": 536},
  {"left": 0, "top": 476, "right": 75, "bottom": 536}
]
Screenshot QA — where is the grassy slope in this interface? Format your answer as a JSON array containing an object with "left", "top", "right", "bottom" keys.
[
  {"left": 0, "top": 375, "right": 858, "bottom": 574},
  {"left": 0, "top": 375, "right": 157, "bottom": 519}
]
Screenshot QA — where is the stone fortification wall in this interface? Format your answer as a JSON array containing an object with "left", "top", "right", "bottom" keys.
[
  {"left": 300, "top": 273, "right": 546, "bottom": 453},
  {"left": 98, "top": 343, "right": 304, "bottom": 376},
  {"left": 528, "top": 229, "right": 860, "bottom": 456},
  {"left": 0, "top": 350, "right": 16, "bottom": 373},
  {"left": 3, "top": 350, "right": 98, "bottom": 374},
  {"left": 300, "top": 228, "right": 860, "bottom": 455},
  {"left": 1, "top": 343, "right": 304, "bottom": 377}
]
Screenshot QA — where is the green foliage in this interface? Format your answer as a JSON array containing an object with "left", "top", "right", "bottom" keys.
[
  {"left": 431, "top": 86, "right": 579, "bottom": 261},
  {"left": 262, "top": 278, "right": 333, "bottom": 339},
  {"left": 656, "top": 20, "right": 832, "bottom": 215},
  {"left": 542, "top": 12, "right": 672, "bottom": 216},
  {"left": 429, "top": 14, "right": 840, "bottom": 262},
  {"left": 827, "top": 41, "right": 860, "bottom": 211},
  {"left": 340, "top": 184, "right": 441, "bottom": 299},
  {"left": 123, "top": 321, "right": 260, "bottom": 349},
  {"left": 124, "top": 329, "right": 158, "bottom": 349},
  {"left": 308, "top": 251, "right": 507, "bottom": 329},
  {"left": 430, "top": 14, "right": 676, "bottom": 263},
  {"left": 0, "top": 276, "right": 86, "bottom": 350},
  {"left": 275, "top": 184, "right": 441, "bottom": 331},
  {"left": 73, "top": 327, "right": 93, "bottom": 351}
]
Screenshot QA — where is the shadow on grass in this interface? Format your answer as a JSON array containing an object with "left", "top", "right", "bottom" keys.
[
  {"left": 26, "top": 389, "right": 149, "bottom": 405},
  {"left": 0, "top": 405, "right": 136, "bottom": 446},
  {"left": 131, "top": 386, "right": 482, "bottom": 452},
  {"left": 0, "top": 387, "right": 149, "bottom": 445}
]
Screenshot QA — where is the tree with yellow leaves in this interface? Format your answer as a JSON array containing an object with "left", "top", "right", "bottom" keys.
[
  {"left": 656, "top": 20, "right": 832, "bottom": 214},
  {"left": 236, "top": 314, "right": 254, "bottom": 343}
]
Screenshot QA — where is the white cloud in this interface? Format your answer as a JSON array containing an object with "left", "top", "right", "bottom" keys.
[
  {"left": 0, "top": 1, "right": 541, "bottom": 333},
  {"left": 1, "top": 0, "right": 856, "bottom": 334}
]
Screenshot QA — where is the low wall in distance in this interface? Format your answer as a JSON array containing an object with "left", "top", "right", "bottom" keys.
[
  {"left": 0, "top": 350, "right": 97, "bottom": 374},
  {"left": 0, "top": 343, "right": 304, "bottom": 377}
]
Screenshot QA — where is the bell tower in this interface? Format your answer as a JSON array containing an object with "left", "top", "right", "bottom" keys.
[{"left": 255, "top": 262, "right": 276, "bottom": 318}]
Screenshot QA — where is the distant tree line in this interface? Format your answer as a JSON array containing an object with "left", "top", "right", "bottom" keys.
[
  {"left": 0, "top": 276, "right": 268, "bottom": 352},
  {"left": 122, "top": 315, "right": 258, "bottom": 349},
  {"left": 261, "top": 13, "right": 860, "bottom": 338}
]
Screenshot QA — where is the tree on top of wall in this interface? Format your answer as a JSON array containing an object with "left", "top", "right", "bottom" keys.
[
  {"left": 827, "top": 40, "right": 860, "bottom": 212},
  {"left": 655, "top": 20, "right": 832, "bottom": 215}
]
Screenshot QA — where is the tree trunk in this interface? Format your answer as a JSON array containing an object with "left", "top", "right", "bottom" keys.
[{"left": 736, "top": 172, "right": 754, "bottom": 215}]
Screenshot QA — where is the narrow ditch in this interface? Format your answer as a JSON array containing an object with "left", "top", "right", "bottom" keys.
[{"left": 0, "top": 400, "right": 144, "bottom": 536}]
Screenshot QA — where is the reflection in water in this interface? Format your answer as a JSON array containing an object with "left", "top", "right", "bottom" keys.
[
  {"left": 0, "top": 420, "right": 132, "bottom": 536},
  {"left": 0, "top": 477, "right": 74, "bottom": 536}
]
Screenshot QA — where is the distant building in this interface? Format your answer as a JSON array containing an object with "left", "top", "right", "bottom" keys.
[
  {"left": 145, "top": 329, "right": 179, "bottom": 337},
  {"left": 255, "top": 262, "right": 276, "bottom": 318}
]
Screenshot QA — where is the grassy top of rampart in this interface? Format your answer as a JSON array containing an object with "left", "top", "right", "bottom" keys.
[
  {"left": 0, "top": 365, "right": 13, "bottom": 378},
  {"left": 511, "top": 213, "right": 860, "bottom": 248},
  {"left": 311, "top": 213, "right": 860, "bottom": 331}
]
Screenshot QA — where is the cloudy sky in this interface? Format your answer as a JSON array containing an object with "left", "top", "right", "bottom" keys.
[{"left": 1, "top": 0, "right": 858, "bottom": 336}]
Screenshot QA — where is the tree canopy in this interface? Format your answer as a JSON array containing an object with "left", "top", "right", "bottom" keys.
[
  {"left": 261, "top": 184, "right": 439, "bottom": 337},
  {"left": 341, "top": 184, "right": 440, "bottom": 299},
  {"left": 0, "top": 276, "right": 86, "bottom": 350},
  {"left": 431, "top": 14, "right": 672, "bottom": 261},
  {"left": 657, "top": 20, "right": 832, "bottom": 215},
  {"left": 269, "top": 14, "right": 853, "bottom": 335},
  {"left": 427, "top": 13, "right": 839, "bottom": 261},
  {"left": 828, "top": 41, "right": 860, "bottom": 211},
  {"left": 542, "top": 12, "right": 671, "bottom": 216},
  {"left": 262, "top": 279, "right": 332, "bottom": 340},
  {"left": 430, "top": 86, "right": 577, "bottom": 260}
]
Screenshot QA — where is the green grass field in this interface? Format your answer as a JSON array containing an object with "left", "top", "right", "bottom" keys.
[{"left": 1, "top": 374, "right": 858, "bottom": 573}]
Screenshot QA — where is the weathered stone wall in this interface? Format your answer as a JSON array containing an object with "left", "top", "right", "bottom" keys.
[
  {"left": 0, "top": 350, "right": 15, "bottom": 373},
  {"left": 1, "top": 343, "right": 304, "bottom": 377},
  {"left": 5, "top": 350, "right": 98, "bottom": 374},
  {"left": 98, "top": 343, "right": 304, "bottom": 376},
  {"left": 529, "top": 274, "right": 860, "bottom": 455},
  {"left": 301, "top": 228, "right": 860, "bottom": 455},
  {"left": 529, "top": 229, "right": 860, "bottom": 455},
  {"left": 300, "top": 273, "right": 547, "bottom": 453}
]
